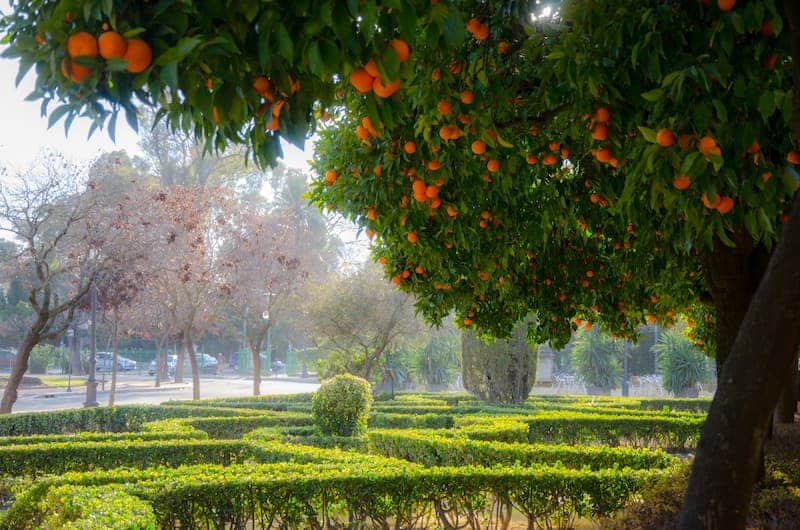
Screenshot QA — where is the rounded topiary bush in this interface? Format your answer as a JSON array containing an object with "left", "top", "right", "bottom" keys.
[{"left": 311, "top": 374, "right": 372, "bottom": 437}]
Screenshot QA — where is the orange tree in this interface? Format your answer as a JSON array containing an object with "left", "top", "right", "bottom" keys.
[{"left": 3, "top": 0, "right": 800, "bottom": 528}]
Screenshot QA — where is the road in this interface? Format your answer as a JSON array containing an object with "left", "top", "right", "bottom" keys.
[{"left": 4, "top": 372, "right": 320, "bottom": 413}]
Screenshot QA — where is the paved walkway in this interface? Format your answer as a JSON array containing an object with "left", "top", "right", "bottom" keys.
[{"left": 4, "top": 374, "right": 319, "bottom": 413}]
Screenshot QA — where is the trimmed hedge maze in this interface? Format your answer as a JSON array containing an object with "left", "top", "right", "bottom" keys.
[{"left": 0, "top": 394, "right": 708, "bottom": 529}]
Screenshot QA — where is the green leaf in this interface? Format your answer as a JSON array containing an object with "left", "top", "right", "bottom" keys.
[
  {"left": 275, "top": 23, "right": 294, "bottom": 62},
  {"left": 159, "top": 62, "right": 179, "bottom": 90},
  {"left": 107, "top": 111, "right": 118, "bottom": 143},
  {"left": 442, "top": 6, "right": 466, "bottom": 49},
  {"left": 154, "top": 37, "right": 202, "bottom": 66},
  {"left": 638, "top": 126, "right": 657, "bottom": 143},
  {"left": 47, "top": 105, "right": 72, "bottom": 129},
  {"left": 640, "top": 88, "right": 664, "bottom": 102},
  {"left": 758, "top": 91, "right": 774, "bottom": 121},
  {"left": 307, "top": 41, "right": 324, "bottom": 77}
]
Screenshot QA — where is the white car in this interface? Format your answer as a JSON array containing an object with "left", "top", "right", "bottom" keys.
[{"left": 95, "top": 352, "right": 136, "bottom": 372}]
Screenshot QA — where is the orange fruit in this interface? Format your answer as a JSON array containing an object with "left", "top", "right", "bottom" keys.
[
  {"left": 718, "top": 0, "right": 735, "bottom": 11},
  {"left": 67, "top": 32, "right": 98, "bottom": 58},
  {"left": 415, "top": 266, "right": 424, "bottom": 274},
  {"left": 324, "top": 170, "right": 338, "bottom": 185},
  {"left": 446, "top": 205, "right": 458, "bottom": 217},
  {"left": 364, "top": 59, "right": 380, "bottom": 78},
  {"left": 473, "top": 24, "right": 489, "bottom": 40},
  {"left": 471, "top": 140, "right": 486, "bottom": 155},
  {"left": 98, "top": 31, "right": 126, "bottom": 59},
  {"left": 747, "top": 140, "right": 760, "bottom": 154},
  {"left": 122, "top": 39, "right": 152, "bottom": 73},
  {"left": 374, "top": 165, "right": 382, "bottom": 176},
  {"left": 439, "top": 124, "right": 460, "bottom": 141},
  {"left": 764, "top": 53, "right": 778, "bottom": 70},
  {"left": 463, "top": 318, "right": 472, "bottom": 326},
  {"left": 486, "top": 159, "right": 500, "bottom": 172},
  {"left": 761, "top": 172, "right": 772, "bottom": 182},
  {"left": 427, "top": 160, "right": 441, "bottom": 171},
  {"left": 548, "top": 141, "right": 560, "bottom": 151},
  {"left": 407, "top": 231, "right": 418, "bottom": 243},
  {"left": 702, "top": 192, "right": 722, "bottom": 209},
  {"left": 673, "top": 175, "right": 691, "bottom": 190},
  {"left": 466, "top": 18, "right": 481, "bottom": 33},
  {"left": 349, "top": 68, "right": 374, "bottom": 93},
  {"left": 526, "top": 154, "right": 537, "bottom": 164},
  {"left": 362, "top": 116, "right": 379, "bottom": 137},
  {"left": 595, "top": 148, "right": 612, "bottom": 163},
  {"left": 716, "top": 196, "right": 734, "bottom": 214},
  {"left": 212, "top": 106, "right": 221, "bottom": 124},
  {"left": 367, "top": 208, "right": 376, "bottom": 220},
  {"left": 449, "top": 61, "right": 462, "bottom": 75},
  {"left": 542, "top": 153, "right": 558, "bottom": 166},
  {"left": 678, "top": 134, "right": 693, "bottom": 151},
  {"left": 389, "top": 39, "right": 410, "bottom": 62},
  {"left": 646, "top": 314, "right": 657, "bottom": 324},
  {"left": 253, "top": 76, "right": 271, "bottom": 94},
  {"left": 460, "top": 91, "right": 474, "bottom": 104},
  {"left": 593, "top": 107, "right": 610, "bottom": 123},
  {"left": 431, "top": 69, "right": 441, "bottom": 81},
  {"left": 35, "top": 33, "right": 45, "bottom": 45},
  {"left": 373, "top": 77, "right": 400, "bottom": 98},
  {"left": 761, "top": 21, "right": 774, "bottom": 37},
  {"left": 355, "top": 126, "right": 370, "bottom": 141},
  {"left": 425, "top": 185, "right": 440, "bottom": 199},
  {"left": 366, "top": 229, "right": 375, "bottom": 239},
  {"left": 391, "top": 275, "right": 401, "bottom": 285},
  {"left": 560, "top": 148, "right": 570, "bottom": 159},
  {"left": 401, "top": 270, "right": 411, "bottom": 279},
  {"left": 591, "top": 123, "right": 607, "bottom": 141},
  {"left": 60, "top": 57, "right": 91, "bottom": 82},
  {"left": 590, "top": 193, "right": 600, "bottom": 204},
  {"left": 787, "top": 150, "right": 800, "bottom": 164},
  {"left": 497, "top": 41, "right": 509, "bottom": 54},
  {"left": 698, "top": 136, "right": 719, "bottom": 156},
  {"left": 656, "top": 128, "right": 674, "bottom": 147},
  {"left": 403, "top": 141, "right": 416, "bottom": 154},
  {"left": 437, "top": 100, "right": 452, "bottom": 115}
]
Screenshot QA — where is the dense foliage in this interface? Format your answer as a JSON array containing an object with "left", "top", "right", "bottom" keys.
[{"left": 311, "top": 373, "right": 373, "bottom": 436}]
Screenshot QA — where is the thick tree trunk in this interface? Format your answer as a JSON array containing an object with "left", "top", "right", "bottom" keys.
[
  {"left": 185, "top": 331, "right": 201, "bottom": 400},
  {"left": 251, "top": 346, "right": 262, "bottom": 396},
  {"left": 678, "top": 193, "right": 800, "bottom": 530},
  {"left": 154, "top": 332, "right": 167, "bottom": 388},
  {"left": 108, "top": 319, "right": 119, "bottom": 407},
  {"left": 0, "top": 316, "right": 47, "bottom": 414}
]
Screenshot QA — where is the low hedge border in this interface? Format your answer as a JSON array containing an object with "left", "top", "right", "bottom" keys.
[
  {"left": 367, "top": 428, "right": 677, "bottom": 470},
  {"left": 3, "top": 460, "right": 672, "bottom": 530},
  {"left": 0, "top": 428, "right": 207, "bottom": 447},
  {"left": 0, "top": 404, "right": 262, "bottom": 437}
]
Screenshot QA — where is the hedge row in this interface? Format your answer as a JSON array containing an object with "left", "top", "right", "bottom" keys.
[
  {"left": 455, "top": 412, "right": 705, "bottom": 449},
  {"left": 0, "top": 428, "right": 207, "bottom": 447},
  {"left": 3, "top": 460, "right": 670, "bottom": 530},
  {"left": 0, "top": 404, "right": 261, "bottom": 437},
  {"left": 367, "top": 429, "right": 677, "bottom": 470}
]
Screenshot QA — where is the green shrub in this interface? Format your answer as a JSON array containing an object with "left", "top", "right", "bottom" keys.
[
  {"left": 311, "top": 374, "right": 372, "bottom": 436},
  {"left": 653, "top": 329, "right": 711, "bottom": 397},
  {"left": 38, "top": 485, "right": 155, "bottom": 529},
  {"left": 571, "top": 327, "right": 622, "bottom": 393}
]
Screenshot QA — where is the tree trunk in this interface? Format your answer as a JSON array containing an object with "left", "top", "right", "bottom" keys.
[
  {"left": 185, "top": 330, "right": 201, "bottom": 400},
  {"left": 154, "top": 332, "right": 167, "bottom": 388},
  {"left": 678, "top": 192, "right": 800, "bottom": 530},
  {"left": 70, "top": 323, "right": 83, "bottom": 376},
  {"left": 249, "top": 324, "right": 267, "bottom": 396},
  {"left": 175, "top": 332, "right": 184, "bottom": 383},
  {"left": 0, "top": 318, "right": 46, "bottom": 414},
  {"left": 108, "top": 319, "right": 119, "bottom": 407}
]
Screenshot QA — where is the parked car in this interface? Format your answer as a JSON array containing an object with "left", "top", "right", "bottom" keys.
[
  {"left": 162, "top": 353, "right": 219, "bottom": 376},
  {"left": 95, "top": 352, "right": 136, "bottom": 372}
]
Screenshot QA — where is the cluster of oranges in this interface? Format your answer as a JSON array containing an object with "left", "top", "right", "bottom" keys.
[
  {"left": 466, "top": 18, "right": 490, "bottom": 41},
  {"left": 60, "top": 30, "right": 151, "bottom": 83},
  {"left": 588, "top": 107, "right": 619, "bottom": 168},
  {"left": 252, "top": 76, "right": 299, "bottom": 131},
  {"left": 348, "top": 39, "right": 410, "bottom": 98}
]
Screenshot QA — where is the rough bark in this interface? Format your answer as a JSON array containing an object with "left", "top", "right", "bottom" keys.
[
  {"left": 678, "top": 192, "right": 800, "bottom": 530},
  {"left": 249, "top": 324, "right": 267, "bottom": 396},
  {"left": 174, "top": 331, "right": 185, "bottom": 384},
  {"left": 185, "top": 330, "right": 201, "bottom": 400},
  {"left": 0, "top": 317, "right": 46, "bottom": 414}
]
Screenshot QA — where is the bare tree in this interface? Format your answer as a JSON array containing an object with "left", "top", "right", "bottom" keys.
[
  {"left": 305, "top": 263, "right": 421, "bottom": 381},
  {"left": 0, "top": 153, "right": 144, "bottom": 413},
  {"left": 220, "top": 201, "right": 307, "bottom": 395}
]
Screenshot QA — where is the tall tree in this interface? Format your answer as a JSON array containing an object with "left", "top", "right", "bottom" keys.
[
  {"left": 305, "top": 263, "right": 421, "bottom": 381},
  {"left": 0, "top": 153, "right": 147, "bottom": 413}
]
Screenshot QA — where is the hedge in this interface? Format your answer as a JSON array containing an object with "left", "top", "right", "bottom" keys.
[
  {"left": 0, "top": 404, "right": 262, "bottom": 437},
  {"left": 2, "top": 460, "right": 671, "bottom": 530},
  {"left": 367, "top": 429, "right": 677, "bottom": 470},
  {"left": 0, "top": 428, "right": 207, "bottom": 447},
  {"left": 368, "top": 412, "right": 454, "bottom": 429},
  {"left": 0, "top": 439, "right": 256, "bottom": 477},
  {"left": 37, "top": 485, "right": 156, "bottom": 530}
]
